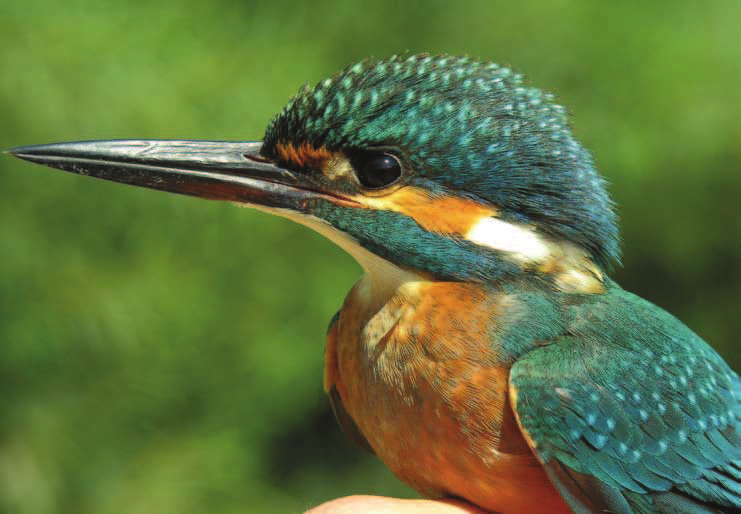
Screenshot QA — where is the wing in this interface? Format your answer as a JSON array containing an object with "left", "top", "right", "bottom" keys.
[
  {"left": 509, "top": 287, "right": 741, "bottom": 513},
  {"left": 328, "top": 385, "right": 375, "bottom": 455},
  {"left": 324, "top": 310, "right": 375, "bottom": 455}
]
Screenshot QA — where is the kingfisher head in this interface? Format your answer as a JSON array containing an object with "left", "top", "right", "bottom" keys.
[{"left": 10, "top": 54, "right": 619, "bottom": 291}]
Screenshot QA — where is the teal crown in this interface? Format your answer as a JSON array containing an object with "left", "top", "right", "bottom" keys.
[{"left": 262, "top": 54, "right": 620, "bottom": 268}]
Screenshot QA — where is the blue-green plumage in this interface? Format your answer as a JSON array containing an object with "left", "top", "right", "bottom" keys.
[{"left": 510, "top": 282, "right": 741, "bottom": 513}]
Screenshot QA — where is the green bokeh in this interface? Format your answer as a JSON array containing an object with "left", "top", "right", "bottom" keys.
[{"left": 1, "top": 1, "right": 739, "bottom": 513}]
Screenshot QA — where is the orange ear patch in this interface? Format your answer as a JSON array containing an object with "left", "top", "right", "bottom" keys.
[
  {"left": 274, "top": 141, "right": 333, "bottom": 170},
  {"left": 364, "top": 187, "right": 496, "bottom": 236}
]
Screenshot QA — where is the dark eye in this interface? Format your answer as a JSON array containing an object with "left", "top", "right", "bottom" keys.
[{"left": 356, "top": 153, "right": 402, "bottom": 189}]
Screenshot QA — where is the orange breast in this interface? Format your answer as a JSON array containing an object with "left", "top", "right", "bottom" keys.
[{"left": 328, "top": 280, "right": 570, "bottom": 514}]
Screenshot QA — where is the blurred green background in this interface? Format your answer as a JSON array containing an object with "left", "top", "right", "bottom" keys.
[{"left": 1, "top": 1, "right": 739, "bottom": 513}]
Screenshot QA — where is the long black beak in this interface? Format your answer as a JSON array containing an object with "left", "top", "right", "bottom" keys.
[{"left": 8, "top": 140, "right": 331, "bottom": 211}]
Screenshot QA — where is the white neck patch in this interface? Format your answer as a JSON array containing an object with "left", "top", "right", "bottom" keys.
[{"left": 466, "top": 217, "right": 550, "bottom": 261}]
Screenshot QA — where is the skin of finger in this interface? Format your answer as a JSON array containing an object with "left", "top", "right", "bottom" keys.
[{"left": 305, "top": 495, "right": 490, "bottom": 514}]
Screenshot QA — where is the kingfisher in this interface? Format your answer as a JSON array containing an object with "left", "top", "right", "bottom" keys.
[{"left": 9, "top": 54, "right": 741, "bottom": 514}]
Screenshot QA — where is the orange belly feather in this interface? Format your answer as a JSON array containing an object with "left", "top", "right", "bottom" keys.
[{"left": 325, "top": 280, "right": 570, "bottom": 514}]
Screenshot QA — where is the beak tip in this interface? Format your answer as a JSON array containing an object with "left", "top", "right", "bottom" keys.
[
  {"left": 5, "top": 146, "right": 41, "bottom": 165},
  {"left": 6, "top": 144, "right": 46, "bottom": 159}
]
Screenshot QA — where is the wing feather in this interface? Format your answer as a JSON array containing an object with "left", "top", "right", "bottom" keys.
[{"left": 509, "top": 287, "right": 741, "bottom": 513}]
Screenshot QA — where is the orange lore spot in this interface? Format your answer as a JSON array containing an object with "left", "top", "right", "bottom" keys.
[{"left": 274, "top": 141, "right": 333, "bottom": 170}]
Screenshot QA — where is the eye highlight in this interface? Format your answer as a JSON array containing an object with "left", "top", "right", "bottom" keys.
[{"left": 356, "top": 153, "right": 402, "bottom": 189}]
